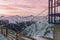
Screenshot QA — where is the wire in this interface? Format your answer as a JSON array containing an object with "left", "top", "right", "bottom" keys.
[{"left": 31, "top": 8, "right": 48, "bottom": 21}]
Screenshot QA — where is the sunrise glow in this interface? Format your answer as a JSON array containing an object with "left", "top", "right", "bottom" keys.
[
  {"left": 0, "top": 9, "right": 8, "bottom": 14},
  {"left": 0, "top": 0, "right": 48, "bottom": 16}
]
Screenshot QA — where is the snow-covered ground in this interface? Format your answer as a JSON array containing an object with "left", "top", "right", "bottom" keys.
[
  {"left": 0, "top": 34, "right": 52, "bottom": 40},
  {"left": 0, "top": 34, "right": 7, "bottom": 40},
  {"left": 21, "top": 22, "right": 53, "bottom": 40}
]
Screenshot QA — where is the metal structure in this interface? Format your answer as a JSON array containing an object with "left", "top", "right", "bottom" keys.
[
  {"left": 49, "top": 0, "right": 60, "bottom": 24},
  {"left": 49, "top": 0, "right": 60, "bottom": 40}
]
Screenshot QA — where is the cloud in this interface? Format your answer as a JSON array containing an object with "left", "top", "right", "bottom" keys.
[{"left": 0, "top": 0, "right": 48, "bottom": 16}]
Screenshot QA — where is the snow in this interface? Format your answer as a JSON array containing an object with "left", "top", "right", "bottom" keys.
[
  {"left": 0, "top": 16, "right": 47, "bottom": 23},
  {"left": 0, "top": 16, "right": 53, "bottom": 40},
  {"left": 33, "top": 37, "right": 48, "bottom": 40},
  {"left": 43, "top": 33, "right": 53, "bottom": 39},
  {"left": 0, "top": 34, "right": 7, "bottom": 40}
]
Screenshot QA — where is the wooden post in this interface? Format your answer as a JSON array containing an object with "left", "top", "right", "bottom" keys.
[
  {"left": 16, "top": 32, "right": 19, "bottom": 40},
  {"left": 1, "top": 27, "right": 3, "bottom": 34},
  {"left": 5, "top": 28, "right": 8, "bottom": 37},
  {"left": 54, "top": 25, "right": 60, "bottom": 40}
]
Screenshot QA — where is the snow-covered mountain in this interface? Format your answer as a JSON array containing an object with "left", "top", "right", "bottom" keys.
[
  {"left": 0, "top": 15, "right": 53, "bottom": 40},
  {"left": 0, "top": 15, "right": 48, "bottom": 24}
]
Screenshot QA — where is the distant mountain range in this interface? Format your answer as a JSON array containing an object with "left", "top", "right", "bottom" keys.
[{"left": 0, "top": 15, "right": 48, "bottom": 23}]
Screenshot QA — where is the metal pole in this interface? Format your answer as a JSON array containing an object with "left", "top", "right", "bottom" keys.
[
  {"left": 48, "top": 0, "right": 50, "bottom": 23},
  {"left": 54, "top": 0, "right": 57, "bottom": 22}
]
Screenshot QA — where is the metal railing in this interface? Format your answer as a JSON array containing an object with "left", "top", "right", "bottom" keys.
[{"left": 0, "top": 27, "right": 36, "bottom": 40}]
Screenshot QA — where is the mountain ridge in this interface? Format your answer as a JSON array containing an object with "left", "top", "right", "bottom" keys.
[{"left": 0, "top": 15, "right": 47, "bottom": 23}]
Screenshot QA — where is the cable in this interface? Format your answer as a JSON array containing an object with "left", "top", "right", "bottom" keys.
[{"left": 31, "top": 8, "right": 48, "bottom": 21}]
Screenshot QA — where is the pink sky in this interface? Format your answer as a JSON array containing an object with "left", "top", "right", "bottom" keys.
[{"left": 0, "top": 0, "right": 48, "bottom": 16}]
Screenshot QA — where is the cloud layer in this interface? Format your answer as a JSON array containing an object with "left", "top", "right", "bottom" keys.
[{"left": 0, "top": 0, "right": 48, "bottom": 16}]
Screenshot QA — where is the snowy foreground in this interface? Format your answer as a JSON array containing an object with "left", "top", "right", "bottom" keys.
[
  {"left": 0, "top": 34, "right": 51, "bottom": 40},
  {"left": 0, "top": 16, "right": 53, "bottom": 40},
  {"left": 21, "top": 22, "right": 53, "bottom": 40},
  {"left": 0, "top": 34, "right": 52, "bottom": 40},
  {"left": 0, "top": 34, "right": 7, "bottom": 40}
]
